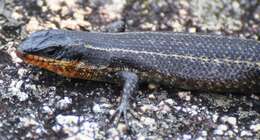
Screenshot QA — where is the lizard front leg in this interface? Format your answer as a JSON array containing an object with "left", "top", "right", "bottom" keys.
[{"left": 110, "top": 71, "right": 138, "bottom": 124}]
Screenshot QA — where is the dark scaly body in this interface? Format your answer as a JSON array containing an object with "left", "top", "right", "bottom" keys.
[{"left": 17, "top": 30, "right": 260, "bottom": 93}]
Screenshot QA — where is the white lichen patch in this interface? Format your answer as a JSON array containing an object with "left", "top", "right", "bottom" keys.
[{"left": 7, "top": 79, "right": 28, "bottom": 101}]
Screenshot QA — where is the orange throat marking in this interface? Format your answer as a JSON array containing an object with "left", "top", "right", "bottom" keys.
[{"left": 17, "top": 51, "right": 88, "bottom": 78}]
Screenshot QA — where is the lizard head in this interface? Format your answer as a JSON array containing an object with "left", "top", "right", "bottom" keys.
[
  {"left": 16, "top": 29, "right": 110, "bottom": 79},
  {"left": 17, "top": 29, "right": 84, "bottom": 60}
]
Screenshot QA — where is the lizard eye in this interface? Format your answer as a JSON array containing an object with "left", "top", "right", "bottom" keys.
[
  {"left": 45, "top": 47, "right": 59, "bottom": 55},
  {"left": 40, "top": 46, "right": 63, "bottom": 58}
]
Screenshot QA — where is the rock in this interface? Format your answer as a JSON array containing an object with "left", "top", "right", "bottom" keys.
[
  {"left": 117, "top": 123, "right": 128, "bottom": 134},
  {"left": 214, "top": 124, "right": 228, "bottom": 135},
  {"left": 19, "top": 116, "right": 39, "bottom": 127},
  {"left": 250, "top": 124, "right": 260, "bottom": 132},
  {"left": 178, "top": 91, "right": 191, "bottom": 101},
  {"left": 141, "top": 116, "right": 156, "bottom": 126},
  {"left": 56, "top": 97, "right": 72, "bottom": 110},
  {"left": 46, "top": 0, "right": 61, "bottom": 12},
  {"left": 221, "top": 116, "right": 237, "bottom": 126},
  {"left": 42, "top": 105, "right": 53, "bottom": 114},
  {"left": 26, "top": 17, "right": 42, "bottom": 33},
  {"left": 240, "top": 130, "right": 253, "bottom": 137},
  {"left": 93, "top": 103, "right": 102, "bottom": 113}
]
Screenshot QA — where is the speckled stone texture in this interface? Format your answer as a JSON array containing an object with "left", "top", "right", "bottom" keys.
[{"left": 0, "top": 0, "right": 260, "bottom": 139}]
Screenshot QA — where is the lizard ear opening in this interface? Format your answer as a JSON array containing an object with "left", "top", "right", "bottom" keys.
[
  {"left": 80, "top": 56, "right": 111, "bottom": 69},
  {"left": 79, "top": 51, "right": 112, "bottom": 69}
]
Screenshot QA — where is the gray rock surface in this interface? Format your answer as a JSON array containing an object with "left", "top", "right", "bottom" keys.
[{"left": 0, "top": 0, "right": 259, "bottom": 139}]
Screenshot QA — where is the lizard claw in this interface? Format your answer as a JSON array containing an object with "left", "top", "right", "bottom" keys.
[{"left": 110, "top": 102, "right": 129, "bottom": 126}]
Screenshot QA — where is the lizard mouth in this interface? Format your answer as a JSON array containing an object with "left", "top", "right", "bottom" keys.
[{"left": 15, "top": 50, "right": 88, "bottom": 78}]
